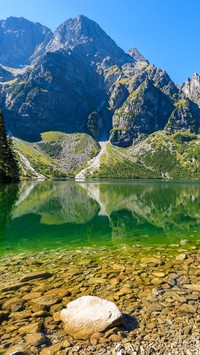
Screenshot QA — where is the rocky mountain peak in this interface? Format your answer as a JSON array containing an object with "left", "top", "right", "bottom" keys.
[
  {"left": 0, "top": 17, "right": 52, "bottom": 67},
  {"left": 181, "top": 71, "right": 200, "bottom": 106},
  {"left": 128, "top": 48, "right": 148, "bottom": 63},
  {"left": 44, "top": 15, "right": 133, "bottom": 66}
]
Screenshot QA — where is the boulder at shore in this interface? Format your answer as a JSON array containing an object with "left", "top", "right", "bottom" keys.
[{"left": 60, "top": 295, "right": 122, "bottom": 339}]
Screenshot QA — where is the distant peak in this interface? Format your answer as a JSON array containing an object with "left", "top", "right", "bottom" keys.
[
  {"left": 1, "top": 16, "right": 50, "bottom": 31},
  {"left": 62, "top": 14, "right": 96, "bottom": 28},
  {"left": 128, "top": 48, "right": 147, "bottom": 63},
  {"left": 192, "top": 71, "right": 200, "bottom": 78},
  {"left": 76, "top": 14, "right": 91, "bottom": 22},
  {"left": 3, "top": 16, "right": 32, "bottom": 23}
]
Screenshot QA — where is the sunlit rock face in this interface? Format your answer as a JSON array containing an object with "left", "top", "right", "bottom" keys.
[{"left": 181, "top": 72, "right": 200, "bottom": 106}]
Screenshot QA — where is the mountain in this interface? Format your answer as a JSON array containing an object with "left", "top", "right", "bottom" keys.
[
  {"left": 34, "top": 15, "right": 132, "bottom": 65},
  {"left": 0, "top": 17, "right": 52, "bottom": 68},
  {"left": 128, "top": 48, "right": 148, "bottom": 63},
  {"left": 0, "top": 15, "right": 200, "bottom": 179},
  {"left": 110, "top": 79, "right": 174, "bottom": 147},
  {"left": 181, "top": 72, "right": 200, "bottom": 106}
]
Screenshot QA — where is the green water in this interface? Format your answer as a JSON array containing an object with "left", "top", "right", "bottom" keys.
[{"left": 0, "top": 180, "right": 200, "bottom": 256}]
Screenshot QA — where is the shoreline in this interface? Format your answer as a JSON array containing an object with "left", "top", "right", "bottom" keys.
[{"left": 0, "top": 244, "right": 199, "bottom": 354}]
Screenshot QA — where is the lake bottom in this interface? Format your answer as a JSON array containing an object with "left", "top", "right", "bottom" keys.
[{"left": 0, "top": 243, "right": 199, "bottom": 354}]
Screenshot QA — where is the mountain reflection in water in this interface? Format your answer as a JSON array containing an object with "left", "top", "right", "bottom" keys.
[{"left": 0, "top": 180, "right": 200, "bottom": 254}]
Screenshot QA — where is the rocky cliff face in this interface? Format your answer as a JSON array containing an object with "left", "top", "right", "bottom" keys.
[
  {"left": 111, "top": 80, "right": 174, "bottom": 147},
  {"left": 0, "top": 15, "right": 200, "bottom": 148},
  {"left": 181, "top": 72, "right": 200, "bottom": 106},
  {"left": 0, "top": 17, "right": 52, "bottom": 68},
  {"left": 166, "top": 99, "right": 200, "bottom": 134}
]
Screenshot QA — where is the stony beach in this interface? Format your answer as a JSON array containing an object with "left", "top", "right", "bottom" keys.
[{"left": 0, "top": 242, "right": 199, "bottom": 355}]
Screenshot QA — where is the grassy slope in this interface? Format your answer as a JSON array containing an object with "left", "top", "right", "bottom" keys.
[
  {"left": 90, "top": 131, "right": 200, "bottom": 179},
  {"left": 14, "top": 131, "right": 100, "bottom": 179},
  {"left": 14, "top": 138, "right": 67, "bottom": 178},
  {"left": 14, "top": 130, "right": 200, "bottom": 180}
]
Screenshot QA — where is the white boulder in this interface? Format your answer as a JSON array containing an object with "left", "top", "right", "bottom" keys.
[{"left": 60, "top": 295, "right": 122, "bottom": 339}]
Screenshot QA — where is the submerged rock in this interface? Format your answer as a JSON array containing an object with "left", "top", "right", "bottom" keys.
[
  {"left": 60, "top": 295, "right": 122, "bottom": 339},
  {"left": 20, "top": 271, "right": 52, "bottom": 282},
  {"left": 5, "top": 344, "right": 29, "bottom": 355}
]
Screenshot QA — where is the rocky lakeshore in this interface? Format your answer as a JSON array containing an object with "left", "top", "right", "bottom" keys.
[{"left": 0, "top": 243, "right": 199, "bottom": 355}]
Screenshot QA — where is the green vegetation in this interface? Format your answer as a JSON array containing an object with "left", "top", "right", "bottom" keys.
[
  {"left": 0, "top": 111, "right": 19, "bottom": 182},
  {"left": 85, "top": 131, "right": 200, "bottom": 179},
  {"left": 166, "top": 99, "right": 200, "bottom": 134},
  {"left": 9, "top": 126, "right": 200, "bottom": 181},
  {"left": 39, "top": 142, "right": 63, "bottom": 157},
  {"left": 91, "top": 143, "right": 158, "bottom": 179},
  {"left": 13, "top": 131, "right": 100, "bottom": 179},
  {"left": 41, "top": 131, "right": 65, "bottom": 142},
  {"left": 173, "top": 131, "right": 197, "bottom": 143},
  {"left": 14, "top": 139, "right": 68, "bottom": 178}
]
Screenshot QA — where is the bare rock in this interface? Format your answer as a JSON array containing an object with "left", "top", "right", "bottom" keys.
[
  {"left": 20, "top": 271, "right": 52, "bottom": 282},
  {"left": 18, "top": 322, "right": 42, "bottom": 335},
  {"left": 25, "top": 332, "right": 47, "bottom": 347},
  {"left": 178, "top": 304, "right": 197, "bottom": 314},
  {"left": 2, "top": 297, "right": 25, "bottom": 312},
  {"left": 1, "top": 283, "right": 30, "bottom": 292},
  {"left": 60, "top": 295, "right": 122, "bottom": 339},
  {"left": 175, "top": 254, "right": 187, "bottom": 261},
  {"left": 183, "top": 284, "right": 200, "bottom": 292},
  {"left": 31, "top": 294, "right": 61, "bottom": 307},
  {"left": 5, "top": 344, "right": 29, "bottom": 355}
]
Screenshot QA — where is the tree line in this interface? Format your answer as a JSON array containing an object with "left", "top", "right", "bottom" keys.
[{"left": 0, "top": 111, "right": 19, "bottom": 182}]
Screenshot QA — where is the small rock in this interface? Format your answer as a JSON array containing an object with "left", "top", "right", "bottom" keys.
[
  {"left": 53, "top": 311, "right": 60, "bottom": 322},
  {"left": 183, "top": 284, "right": 200, "bottom": 291},
  {"left": 109, "top": 333, "right": 123, "bottom": 342},
  {"left": 5, "top": 345, "right": 29, "bottom": 355},
  {"left": 180, "top": 239, "right": 190, "bottom": 246},
  {"left": 151, "top": 272, "right": 166, "bottom": 278},
  {"left": 20, "top": 271, "right": 52, "bottom": 282},
  {"left": 178, "top": 304, "right": 197, "bottom": 314},
  {"left": 146, "top": 303, "right": 162, "bottom": 312},
  {"left": 31, "top": 294, "right": 61, "bottom": 307},
  {"left": 60, "top": 295, "right": 122, "bottom": 339},
  {"left": 25, "top": 333, "right": 47, "bottom": 347},
  {"left": 45, "top": 288, "right": 71, "bottom": 297},
  {"left": 176, "top": 254, "right": 187, "bottom": 261},
  {"left": 23, "top": 292, "right": 42, "bottom": 300},
  {"left": 18, "top": 322, "right": 42, "bottom": 335},
  {"left": 2, "top": 297, "right": 25, "bottom": 312},
  {"left": 1, "top": 283, "right": 30, "bottom": 292}
]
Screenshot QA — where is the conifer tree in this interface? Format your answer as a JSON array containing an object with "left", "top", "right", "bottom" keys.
[{"left": 0, "top": 110, "right": 19, "bottom": 181}]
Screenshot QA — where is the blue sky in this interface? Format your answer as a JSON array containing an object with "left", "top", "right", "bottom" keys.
[{"left": 1, "top": 0, "right": 200, "bottom": 84}]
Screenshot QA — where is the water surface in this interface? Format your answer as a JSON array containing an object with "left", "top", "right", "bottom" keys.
[{"left": 0, "top": 180, "right": 200, "bottom": 255}]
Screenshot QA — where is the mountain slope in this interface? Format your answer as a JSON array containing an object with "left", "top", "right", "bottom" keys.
[
  {"left": 81, "top": 131, "right": 200, "bottom": 179},
  {"left": 0, "top": 15, "right": 200, "bottom": 179},
  {"left": 0, "top": 17, "right": 52, "bottom": 67},
  {"left": 14, "top": 131, "right": 100, "bottom": 178}
]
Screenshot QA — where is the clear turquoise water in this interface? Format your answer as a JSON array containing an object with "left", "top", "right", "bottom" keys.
[{"left": 0, "top": 180, "right": 200, "bottom": 255}]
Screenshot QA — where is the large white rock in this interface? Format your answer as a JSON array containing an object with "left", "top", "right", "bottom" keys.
[{"left": 60, "top": 295, "right": 122, "bottom": 339}]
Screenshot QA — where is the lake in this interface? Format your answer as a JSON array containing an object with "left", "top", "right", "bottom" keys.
[
  {"left": 1, "top": 180, "right": 200, "bottom": 255},
  {"left": 1, "top": 180, "right": 200, "bottom": 353}
]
